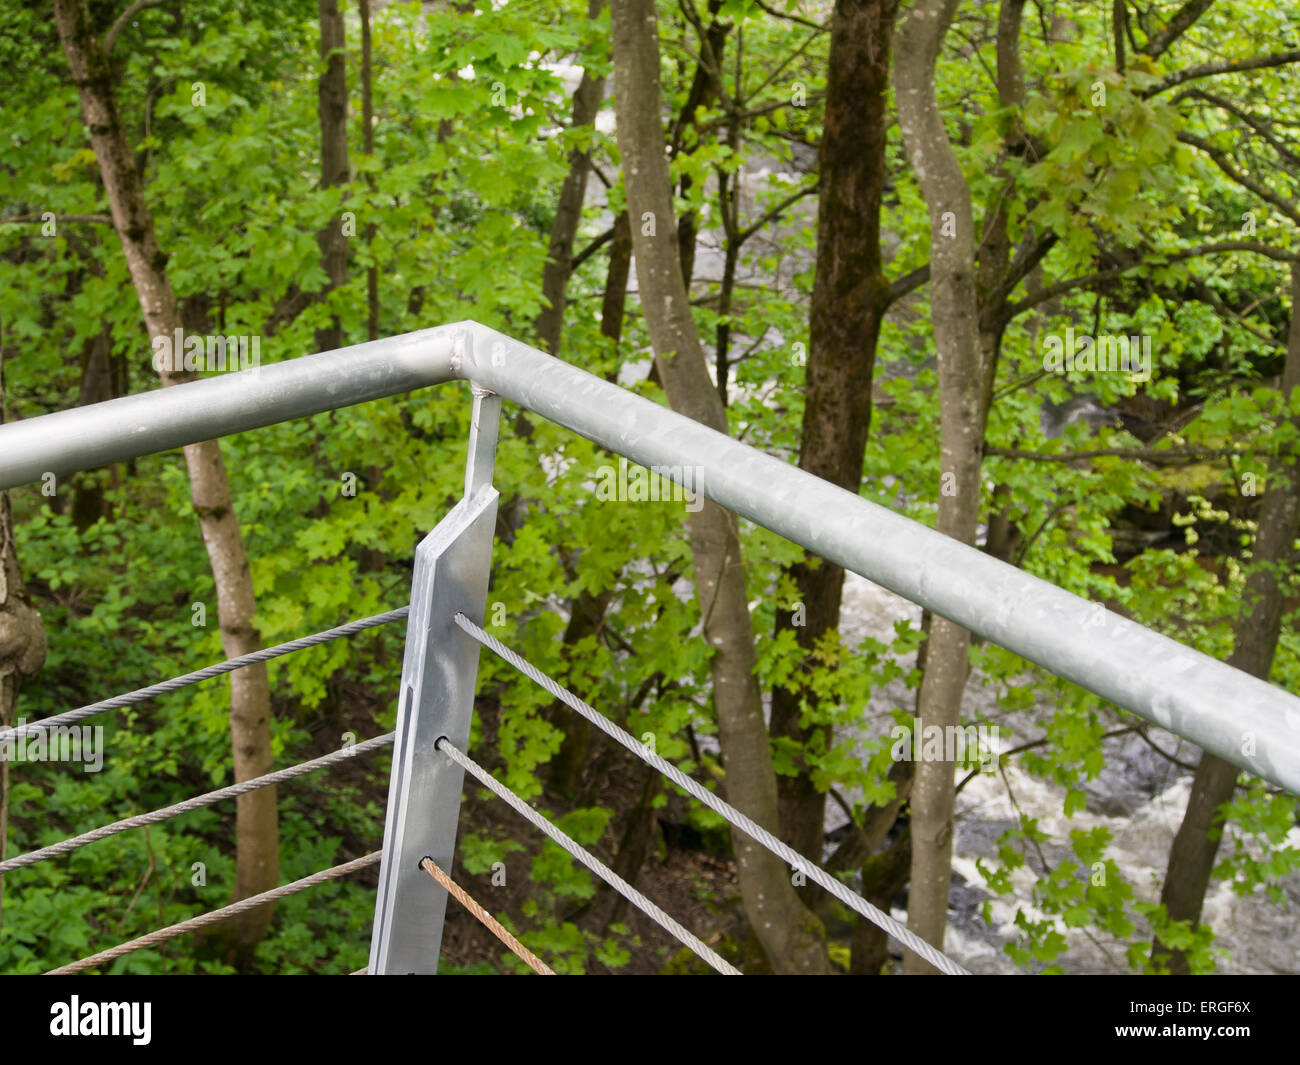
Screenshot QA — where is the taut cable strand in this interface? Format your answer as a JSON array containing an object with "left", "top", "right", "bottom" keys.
[
  {"left": 47, "top": 851, "right": 383, "bottom": 975},
  {"left": 453, "top": 612, "right": 970, "bottom": 976},
  {"left": 0, "top": 608, "right": 409, "bottom": 744},
  {"left": 436, "top": 737, "right": 741, "bottom": 975},
  {"left": 419, "top": 857, "right": 554, "bottom": 975},
  {"left": 0, "top": 733, "right": 395, "bottom": 875}
]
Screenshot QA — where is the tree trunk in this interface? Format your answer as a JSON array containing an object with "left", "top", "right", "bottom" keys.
[
  {"left": 360, "top": 0, "right": 379, "bottom": 341},
  {"left": 713, "top": 158, "right": 740, "bottom": 407},
  {"left": 850, "top": 827, "right": 911, "bottom": 973},
  {"left": 546, "top": 588, "right": 613, "bottom": 796},
  {"left": 672, "top": 4, "right": 728, "bottom": 291},
  {"left": 535, "top": 0, "right": 607, "bottom": 356},
  {"left": 975, "top": 0, "right": 1027, "bottom": 434},
  {"left": 1154, "top": 264, "right": 1300, "bottom": 973},
  {"left": 316, "top": 0, "right": 350, "bottom": 353},
  {"left": 769, "top": 0, "right": 899, "bottom": 865},
  {"left": 0, "top": 360, "right": 49, "bottom": 929},
  {"left": 72, "top": 325, "right": 116, "bottom": 532},
  {"left": 894, "top": 0, "right": 984, "bottom": 973},
  {"left": 52, "top": 0, "right": 279, "bottom": 954},
  {"left": 971, "top": 0, "right": 1027, "bottom": 633},
  {"left": 599, "top": 210, "right": 633, "bottom": 354},
  {"left": 596, "top": 766, "right": 662, "bottom": 932},
  {"left": 611, "top": 0, "right": 830, "bottom": 973},
  {"left": 543, "top": 209, "right": 631, "bottom": 796}
]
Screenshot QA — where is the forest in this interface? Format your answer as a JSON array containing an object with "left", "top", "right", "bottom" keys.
[{"left": 0, "top": 0, "right": 1298, "bottom": 977}]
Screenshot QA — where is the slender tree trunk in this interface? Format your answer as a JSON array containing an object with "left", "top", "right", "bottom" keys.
[
  {"left": 596, "top": 767, "right": 662, "bottom": 931},
  {"left": 52, "top": 0, "right": 279, "bottom": 954},
  {"left": 0, "top": 357, "right": 48, "bottom": 929},
  {"left": 976, "top": 0, "right": 1027, "bottom": 434},
  {"left": 71, "top": 325, "right": 115, "bottom": 532},
  {"left": 535, "top": 0, "right": 607, "bottom": 356},
  {"left": 768, "top": 0, "right": 899, "bottom": 865},
  {"left": 516, "top": 10, "right": 617, "bottom": 778},
  {"left": 1154, "top": 264, "right": 1300, "bottom": 973},
  {"left": 546, "top": 589, "right": 612, "bottom": 796},
  {"left": 268, "top": 2, "right": 353, "bottom": 342},
  {"left": 982, "top": 482, "right": 1022, "bottom": 563},
  {"left": 713, "top": 160, "right": 740, "bottom": 407},
  {"left": 360, "top": 0, "right": 378, "bottom": 341},
  {"left": 850, "top": 828, "right": 912, "bottom": 973},
  {"left": 316, "top": 0, "right": 350, "bottom": 353},
  {"left": 672, "top": 4, "right": 728, "bottom": 290},
  {"left": 599, "top": 210, "right": 632, "bottom": 353},
  {"left": 611, "top": 0, "right": 830, "bottom": 973},
  {"left": 894, "top": 0, "right": 984, "bottom": 973},
  {"left": 543, "top": 209, "right": 631, "bottom": 796},
  {"left": 972, "top": 1, "right": 1027, "bottom": 613},
  {"left": 356, "top": 0, "right": 385, "bottom": 554}
]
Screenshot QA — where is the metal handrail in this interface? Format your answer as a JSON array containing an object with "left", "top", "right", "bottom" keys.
[{"left": 2, "top": 320, "right": 1297, "bottom": 796}]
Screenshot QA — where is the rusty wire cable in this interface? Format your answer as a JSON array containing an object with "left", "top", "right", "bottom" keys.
[{"left": 419, "top": 857, "right": 554, "bottom": 975}]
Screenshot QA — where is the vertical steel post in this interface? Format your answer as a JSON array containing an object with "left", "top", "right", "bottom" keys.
[{"left": 368, "top": 388, "right": 501, "bottom": 973}]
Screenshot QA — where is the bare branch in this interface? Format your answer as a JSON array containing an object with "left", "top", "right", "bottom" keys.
[
  {"left": 707, "top": 91, "right": 827, "bottom": 128},
  {"left": 989, "top": 231, "right": 1059, "bottom": 316},
  {"left": 1144, "top": 49, "right": 1300, "bottom": 98},
  {"left": 1193, "top": 280, "right": 1289, "bottom": 351},
  {"left": 105, "top": 0, "right": 165, "bottom": 55},
  {"left": 985, "top": 444, "right": 1244, "bottom": 465},
  {"left": 1177, "top": 131, "right": 1300, "bottom": 225},
  {"left": 1132, "top": 727, "right": 1201, "bottom": 772},
  {"left": 1179, "top": 89, "right": 1300, "bottom": 168},
  {"left": 744, "top": 25, "right": 823, "bottom": 102},
  {"left": 571, "top": 225, "right": 615, "bottom": 270},
  {"left": 1138, "top": 0, "right": 1216, "bottom": 59},
  {"left": 1004, "top": 240, "right": 1300, "bottom": 320},
  {"left": 887, "top": 263, "right": 930, "bottom": 304},
  {"left": 737, "top": 180, "right": 818, "bottom": 243},
  {"left": 954, "top": 727, "right": 1138, "bottom": 798},
  {"left": 751, "top": 0, "right": 826, "bottom": 33}
]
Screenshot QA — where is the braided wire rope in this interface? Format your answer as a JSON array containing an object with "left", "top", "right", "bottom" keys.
[
  {"left": 0, "top": 608, "right": 409, "bottom": 744},
  {"left": 420, "top": 857, "right": 554, "bottom": 975},
  {"left": 47, "top": 852, "right": 383, "bottom": 975},
  {"left": 437, "top": 737, "right": 741, "bottom": 976},
  {"left": 454, "top": 612, "right": 970, "bottom": 976},
  {"left": 0, "top": 733, "right": 395, "bottom": 876}
]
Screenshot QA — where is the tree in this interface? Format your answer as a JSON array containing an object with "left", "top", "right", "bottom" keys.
[
  {"left": 610, "top": 0, "right": 830, "bottom": 973},
  {"left": 315, "top": 0, "right": 350, "bottom": 353},
  {"left": 768, "top": 0, "right": 901, "bottom": 864},
  {"left": 0, "top": 361, "right": 48, "bottom": 927},
  {"left": 1154, "top": 270, "right": 1298, "bottom": 969},
  {"left": 51, "top": 0, "right": 279, "bottom": 955},
  {"left": 536, "top": 0, "right": 608, "bottom": 357},
  {"left": 893, "top": 0, "right": 984, "bottom": 973}
]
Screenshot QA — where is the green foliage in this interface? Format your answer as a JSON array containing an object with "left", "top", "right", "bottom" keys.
[{"left": 2, "top": 0, "right": 1298, "bottom": 977}]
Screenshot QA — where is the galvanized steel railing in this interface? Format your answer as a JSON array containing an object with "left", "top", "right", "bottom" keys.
[{"left": 1, "top": 321, "right": 1297, "bottom": 975}]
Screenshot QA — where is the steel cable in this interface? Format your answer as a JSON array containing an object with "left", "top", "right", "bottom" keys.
[
  {"left": 454, "top": 612, "right": 970, "bottom": 976},
  {"left": 47, "top": 851, "right": 383, "bottom": 975},
  {"left": 436, "top": 737, "right": 741, "bottom": 975},
  {"left": 0, "top": 608, "right": 409, "bottom": 744},
  {"left": 0, "top": 733, "right": 395, "bottom": 876}
]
